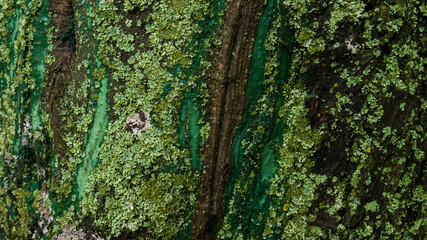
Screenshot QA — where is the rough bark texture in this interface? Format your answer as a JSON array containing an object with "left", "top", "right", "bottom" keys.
[
  {"left": 191, "top": 0, "right": 264, "bottom": 239},
  {"left": 0, "top": 0, "right": 426, "bottom": 239},
  {"left": 45, "top": 0, "right": 75, "bottom": 172}
]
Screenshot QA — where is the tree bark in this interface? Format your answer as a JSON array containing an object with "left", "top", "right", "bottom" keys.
[{"left": 0, "top": 0, "right": 425, "bottom": 239}]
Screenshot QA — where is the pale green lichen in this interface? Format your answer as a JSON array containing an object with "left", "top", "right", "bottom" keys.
[
  {"left": 1, "top": 0, "right": 426, "bottom": 239},
  {"left": 72, "top": 0, "right": 211, "bottom": 238}
]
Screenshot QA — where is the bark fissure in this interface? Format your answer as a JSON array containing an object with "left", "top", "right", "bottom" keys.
[
  {"left": 45, "top": 0, "right": 75, "bottom": 161},
  {"left": 192, "top": 0, "right": 264, "bottom": 239}
]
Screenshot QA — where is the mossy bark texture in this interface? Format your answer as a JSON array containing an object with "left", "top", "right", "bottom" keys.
[{"left": 0, "top": 0, "right": 426, "bottom": 239}]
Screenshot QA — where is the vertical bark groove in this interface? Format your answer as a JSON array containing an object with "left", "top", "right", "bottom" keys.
[
  {"left": 45, "top": 0, "right": 75, "bottom": 176},
  {"left": 192, "top": 0, "right": 264, "bottom": 239}
]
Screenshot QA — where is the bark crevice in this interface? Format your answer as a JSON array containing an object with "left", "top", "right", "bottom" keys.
[
  {"left": 44, "top": 0, "right": 76, "bottom": 173},
  {"left": 191, "top": 0, "right": 264, "bottom": 239}
]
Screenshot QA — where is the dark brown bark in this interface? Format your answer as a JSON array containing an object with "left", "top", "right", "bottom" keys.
[
  {"left": 45, "top": 0, "right": 75, "bottom": 161},
  {"left": 191, "top": 0, "right": 264, "bottom": 239}
]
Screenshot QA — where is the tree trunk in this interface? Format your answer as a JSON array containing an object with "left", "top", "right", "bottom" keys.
[{"left": 0, "top": 0, "right": 425, "bottom": 239}]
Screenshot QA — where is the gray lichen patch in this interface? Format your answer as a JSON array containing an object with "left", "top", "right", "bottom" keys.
[
  {"left": 52, "top": 225, "right": 104, "bottom": 240},
  {"left": 34, "top": 187, "right": 53, "bottom": 237},
  {"left": 18, "top": 114, "right": 31, "bottom": 146},
  {"left": 125, "top": 111, "right": 151, "bottom": 137}
]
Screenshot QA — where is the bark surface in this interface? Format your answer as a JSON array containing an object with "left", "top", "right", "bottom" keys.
[{"left": 0, "top": 0, "right": 425, "bottom": 239}]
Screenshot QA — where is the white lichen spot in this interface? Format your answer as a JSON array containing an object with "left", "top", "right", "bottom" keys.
[
  {"left": 126, "top": 111, "right": 151, "bottom": 137},
  {"left": 18, "top": 114, "right": 31, "bottom": 146},
  {"left": 127, "top": 202, "right": 134, "bottom": 210},
  {"left": 188, "top": 81, "right": 197, "bottom": 88},
  {"left": 37, "top": 167, "right": 46, "bottom": 178},
  {"left": 345, "top": 35, "right": 357, "bottom": 52}
]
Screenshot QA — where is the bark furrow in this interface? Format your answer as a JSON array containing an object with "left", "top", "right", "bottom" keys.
[{"left": 191, "top": 1, "right": 264, "bottom": 239}]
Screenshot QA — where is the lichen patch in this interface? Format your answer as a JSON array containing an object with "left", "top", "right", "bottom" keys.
[{"left": 125, "top": 111, "right": 151, "bottom": 137}]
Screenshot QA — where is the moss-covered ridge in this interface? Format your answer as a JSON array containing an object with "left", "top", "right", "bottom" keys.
[
  {"left": 75, "top": 0, "right": 110, "bottom": 200},
  {"left": 0, "top": 0, "right": 50, "bottom": 238}
]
